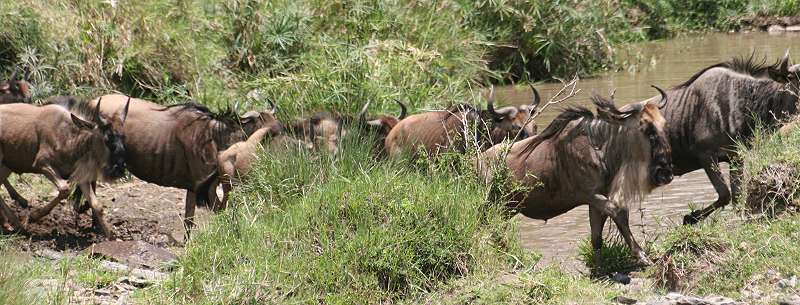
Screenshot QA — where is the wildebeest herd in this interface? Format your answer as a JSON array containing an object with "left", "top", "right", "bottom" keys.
[{"left": 0, "top": 52, "right": 797, "bottom": 265}]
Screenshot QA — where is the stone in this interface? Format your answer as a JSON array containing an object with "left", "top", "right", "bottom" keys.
[
  {"left": 85, "top": 240, "right": 177, "bottom": 269},
  {"left": 778, "top": 276, "right": 797, "bottom": 289},
  {"left": 769, "top": 25, "right": 787, "bottom": 32},
  {"left": 785, "top": 25, "right": 800, "bottom": 32},
  {"left": 612, "top": 295, "right": 638, "bottom": 304},
  {"left": 99, "top": 260, "right": 167, "bottom": 282},
  {"left": 780, "top": 295, "right": 800, "bottom": 305},
  {"left": 645, "top": 293, "right": 746, "bottom": 305}
]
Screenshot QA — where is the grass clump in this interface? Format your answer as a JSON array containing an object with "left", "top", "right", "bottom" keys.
[
  {"left": 739, "top": 126, "right": 800, "bottom": 215},
  {"left": 578, "top": 238, "right": 640, "bottom": 276},
  {"left": 139, "top": 134, "right": 532, "bottom": 304}
]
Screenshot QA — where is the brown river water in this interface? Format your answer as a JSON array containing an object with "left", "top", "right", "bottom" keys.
[{"left": 496, "top": 32, "right": 800, "bottom": 270}]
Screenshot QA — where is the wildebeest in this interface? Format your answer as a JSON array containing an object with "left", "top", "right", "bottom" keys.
[
  {"left": 80, "top": 94, "right": 283, "bottom": 236},
  {"left": 356, "top": 100, "right": 407, "bottom": 155},
  {"left": 385, "top": 85, "right": 541, "bottom": 159},
  {"left": 629, "top": 52, "right": 800, "bottom": 224},
  {"left": 0, "top": 67, "right": 31, "bottom": 104},
  {"left": 0, "top": 97, "right": 129, "bottom": 237},
  {"left": 477, "top": 87, "right": 671, "bottom": 265},
  {"left": 285, "top": 100, "right": 408, "bottom": 155}
]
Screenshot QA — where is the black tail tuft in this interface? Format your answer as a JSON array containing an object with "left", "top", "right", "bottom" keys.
[{"left": 195, "top": 172, "right": 218, "bottom": 208}]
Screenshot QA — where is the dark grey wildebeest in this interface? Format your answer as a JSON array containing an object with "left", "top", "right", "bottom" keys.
[
  {"left": 79, "top": 94, "right": 283, "bottom": 236},
  {"left": 627, "top": 52, "right": 800, "bottom": 224},
  {"left": 0, "top": 98, "right": 129, "bottom": 237},
  {"left": 478, "top": 87, "right": 672, "bottom": 265}
]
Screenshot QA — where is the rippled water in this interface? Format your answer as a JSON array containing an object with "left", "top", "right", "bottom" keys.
[{"left": 497, "top": 32, "right": 800, "bottom": 269}]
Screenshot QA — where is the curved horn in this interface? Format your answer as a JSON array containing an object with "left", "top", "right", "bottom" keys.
[
  {"left": 529, "top": 84, "right": 541, "bottom": 109},
  {"left": 609, "top": 88, "right": 616, "bottom": 101},
  {"left": 780, "top": 49, "right": 791, "bottom": 75},
  {"left": 23, "top": 68, "right": 31, "bottom": 81},
  {"left": 395, "top": 100, "right": 407, "bottom": 120},
  {"left": 652, "top": 85, "right": 668, "bottom": 109},
  {"left": 486, "top": 86, "right": 499, "bottom": 117},
  {"left": 95, "top": 97, "right": 103, "bottom": 121},
  {"left": 358, "top": 101, "right": 370, "bottom": 122},
  {"left": 119, "top": 96, "right": 131, "bottom": 125}
]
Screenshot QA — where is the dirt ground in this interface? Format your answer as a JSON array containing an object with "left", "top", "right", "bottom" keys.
[{"left": 2, "top": 175, "right": 212, "bottom": 253}]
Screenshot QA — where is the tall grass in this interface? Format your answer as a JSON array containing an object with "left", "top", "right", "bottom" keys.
[{"left": 138, "top": 132, "right": 531, "bottom": 304}]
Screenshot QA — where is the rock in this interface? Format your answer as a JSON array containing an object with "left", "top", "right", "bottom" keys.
[
  {"left": 780, "top": 295, "right": 800, "bottom": 305},
  {"left": 611, "top": 272, "right": 632, "bottom": 285},
  {"left": 786, "top": 25, "right": 800, "bottom": 32},
  {"left": 645, "top": 293, "right": 745, "bottom": 305},
  {"left": 85, "top": 240, "right": 177, "bottom": 269},
  {"left": 99, "top": 260, "right": 168, "bottom": 282},
  {"left": 613, "top": 295, "right": 638, "bottom": 304},
  {"left": 778, "top": 276, "right": 797, "bottom": 289},
  {"left": 34, "top": 248, "right": 65, "bottom": 260},
  {"left": 26, "top": 279, "right": 62, "bottom": 298},
  {"left": 769, "top": 25, "right": 787, "bottom": 33}
]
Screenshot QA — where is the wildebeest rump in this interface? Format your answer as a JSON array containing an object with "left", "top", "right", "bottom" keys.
[
  {"left": 628, "top": 52, "right": 800, "bottom": 224},
  {"left": 385, "top": 85, "right": 541, "bottom": 159},
  {"left": 0, "top": 98, "right": 129, "bottom": 237},
  {"left": 477, "top": 87, "right": 671, "bottom": 265},
  {"left": 286, "top": 100, "right": 407, "bottom": 155},
  {"left": 83, "top": 94, "right": 283, "bottom": 236}
]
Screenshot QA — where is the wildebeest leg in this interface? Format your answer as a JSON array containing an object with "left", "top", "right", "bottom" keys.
[
  {"left": 590, "top": 194, "right": 651, "bottom": 266},
  {"left": 4, "top": 181, "right": 29, "bottom": 208},
  {"left": 79, "top": 183, "right": 112, "bottom": 238},
  {"left": 27, "top": 169, "right": 70, "bottom": 222},
  {"left": 220, "top": 179, "right": 232, "bottom": 211},
  {"left": 683, "top": 160, "right": 730, "bottom": 225},
  {"left": 0, "top": 168, "right": 24, "bottom": 231},
  {"left": 589, "top": 206, "right": 609, "bottom": 269},
  {"left": 729, "top": 159, "right": 742, "bottom": 207},
  {"left": 184, "top": 190, "right": 197, "bottom": 239}
]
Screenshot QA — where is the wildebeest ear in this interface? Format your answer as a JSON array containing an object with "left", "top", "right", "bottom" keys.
[
  {"left": 790, "top": 64, "right": 800, "bottom": 75},
  {"left": 265, "top": 99, "right": 277, "bottom": 115},
  {"left": 592, "top": 94, "right": 635, "bottom": 122},
  {"left": 71, "top": 114, "right": 96, "bottom": 129}
]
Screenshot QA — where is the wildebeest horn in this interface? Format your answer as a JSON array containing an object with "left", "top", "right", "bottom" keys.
[
  {"left": 23, "top": 68, "right": 31, "bottom": 81},
  {"left": 233, "top": 100, "right": 241, "bottom": 114},
  {"left": 609, "top": 88, "right": 616, "bottom": 101},
  {"left": 119, "top": 96, "right": 131, "bottom": 125},
  {"left": 396, "top": 100, "right": 407, "bottom": 120},
  {"left": 358, "top": 101, "right": 370, "bottom": 122},
  {"left": 652, "top": 85, "right": 668, "bottom": 109},
  {"left": 779, "top": 49, "right": 791, "bottom": 75},
  {"left": 95, "top": 97, "right": 103, "bottom": 121},
  {"left": 529, "top": 84, "right": 541, "bottom": 109},
  {"left": 486, "top": 86, "right": 500, "bottom": 117}
]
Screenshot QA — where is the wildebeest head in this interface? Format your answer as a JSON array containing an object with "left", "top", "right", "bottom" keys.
[
  {"left": 63, "top": 96, "right": 130, "bottom": 180},
  {"left": 485, "top": 85, "right": 541, "bottom": 144},
  {"left": 775, "top": 50, "right": 800, "bottom": 91},
  {"left": 0, "top": 67, "right": 31, "bottom": 104},
  {"left": 237, "top": 100, "right": 282, "bottom": 138},
  {"left": 595, "top": 86, "right": 673, "bottom": 187},
  {"left": 358, "top": 100, "right": 408, "bottom": 154}
]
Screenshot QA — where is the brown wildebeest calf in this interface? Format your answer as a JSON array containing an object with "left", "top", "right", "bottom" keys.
[
  {"left": 83, "top": 94, "right": 283, "bottom": 236},
  {"left": 0, "top": 98, "right": 129, "bottom": 237},
  {"left": 385, "top": 85, "right": 540, "bottom": 160},
  {"left": 477, "top": 87, "right": 672, "bottom": 266},
  {"left": 214, "top": 127, "right": 275, "bottom": 209}
]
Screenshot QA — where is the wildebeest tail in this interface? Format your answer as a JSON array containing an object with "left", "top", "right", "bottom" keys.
[{"left": 195, "top": 171, "right": 218, "bottom": 208}]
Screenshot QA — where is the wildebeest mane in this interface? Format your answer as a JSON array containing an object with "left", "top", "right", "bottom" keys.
[
  {"left": 676, "top": 53, "right": 785, "bottom": 89},
  {"left": 521, "top": 105, "right": 594, "bottom": 155},
  {"left": 161, "top": 102, "right": 244, "bottom": 126},
  {"left": 46, "top": 95, "right": 97, "bottom": 121}
]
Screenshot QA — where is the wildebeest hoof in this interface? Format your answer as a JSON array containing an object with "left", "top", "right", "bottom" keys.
[
  {"left": 637, "top": 253, "right": 653, "bottom": 266},
  {"left": 682, "top": 213, "right": 701, "bottom": 225}
]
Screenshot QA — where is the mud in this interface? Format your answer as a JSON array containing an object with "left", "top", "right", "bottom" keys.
[{"left": 3, "top": 176, "right": 211, "bottom": 253}]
